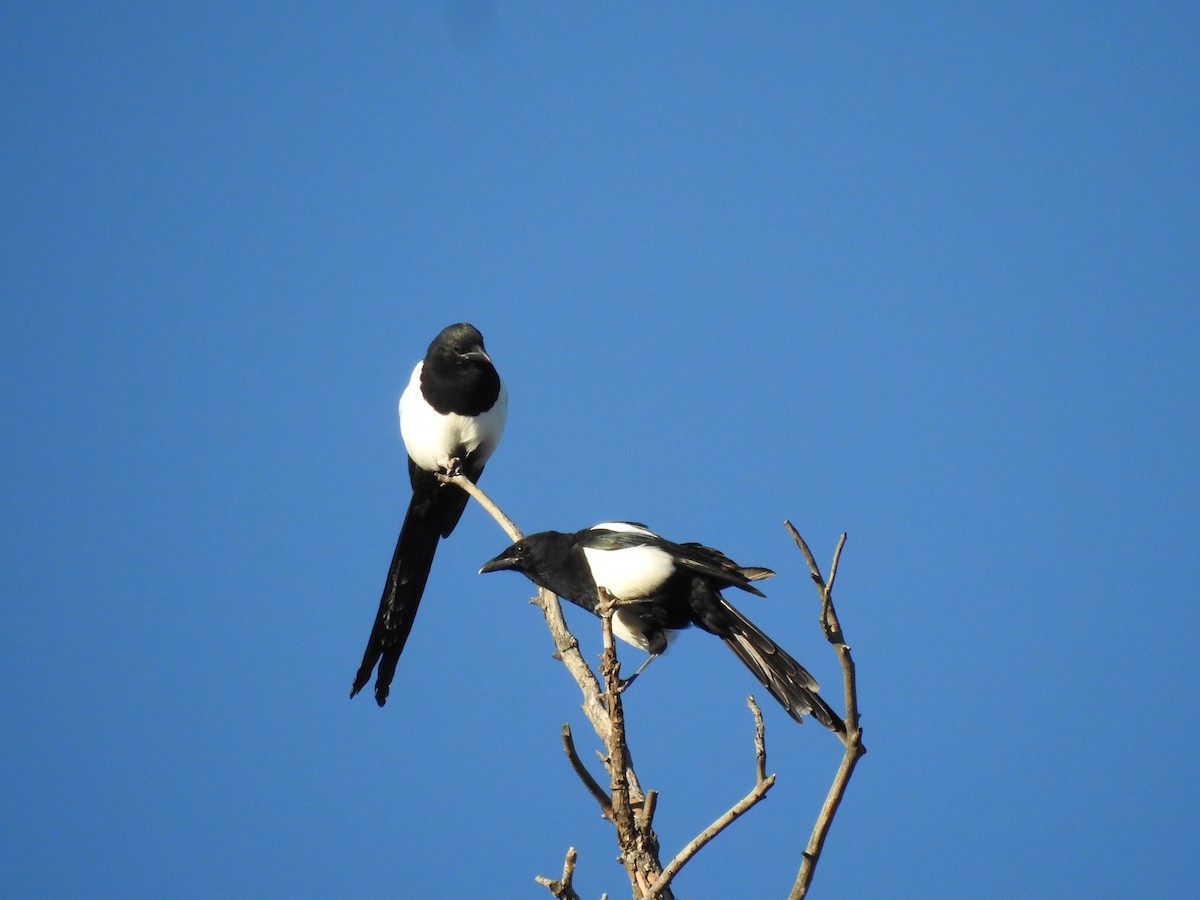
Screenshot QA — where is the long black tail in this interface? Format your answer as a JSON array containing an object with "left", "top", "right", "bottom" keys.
[
  {"left": 351, "top": 461, "right": 478, "bottom": 707},
  {"left": 717, "top": 600, "right": 845, "bottom": 733},
  {"left": 350, "top": 495, "right": 444, "bottom": 706}
]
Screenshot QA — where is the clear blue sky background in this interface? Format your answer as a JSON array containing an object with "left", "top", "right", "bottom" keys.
[{"left": 4, "top": 4, "right": 1197, "bottom": 898}]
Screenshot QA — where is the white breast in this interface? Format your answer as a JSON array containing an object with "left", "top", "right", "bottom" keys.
[{"left": 398, "top": 362, "right": 508, "bottom": 472}]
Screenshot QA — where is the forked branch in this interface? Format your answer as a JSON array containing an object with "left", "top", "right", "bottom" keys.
[
  {"left": 641, "top": 697, "right": 776, "bottom": 899},
  {"left": 784, "top": 522, "right": 867, "bottom": 899},
  {"left": 534, "top": 847, "right": 582, "bottom": 900}
]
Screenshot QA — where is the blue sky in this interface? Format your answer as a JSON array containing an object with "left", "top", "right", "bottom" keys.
[{"left": 3, "top": 4, "right": 1197, "bottom": 897}]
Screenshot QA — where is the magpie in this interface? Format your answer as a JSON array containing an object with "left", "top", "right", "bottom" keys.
[
  {"left": 351, "top": 323, "right": 507, "bottom": 706},
  {"left": 480, "top": 522, "right": 844, "bottom": 732}
]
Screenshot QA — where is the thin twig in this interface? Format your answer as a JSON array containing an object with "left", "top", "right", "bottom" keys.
[
  {"left": 636, "top": 791, "right": 658, "bottom": 831},
  {"left": 561, "top": 724, "right": 612, "bottom": 816},
  {"left": 642, "top": 698, "right": 776, "bottom": 899},
  {"left": 783, "top": 522, "right": 867, "bottom": 900},
  {"left": 440, "top": 472, "right": 522, "bottom": 542},
  {"left": 825, "top": 532, "right": 846, "bottom": 598},
  {"left": 535, "top": 847, "right": 583, "bottom": 900},
  {"left": 750, "top": 695, "right": 768, "bottom": 784}
]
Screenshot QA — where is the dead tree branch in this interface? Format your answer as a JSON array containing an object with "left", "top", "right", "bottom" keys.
[
  {"left": 441, "top": 471, "right": 521, "bottom": 542},
  {"left": 642, "top": 697, "right": 777, "bottom": 899},
  {"left": 784, "top": 523, "right": 867, "bottom": 900},
  {"left": 561, "top": 724, "right": 611, "bottom": 815},
  {"left": 595, "top": 589, "right": 671, "bottom": 897},
  {"left": 535, "top": 847, "right": 583, "bottom": 900}
]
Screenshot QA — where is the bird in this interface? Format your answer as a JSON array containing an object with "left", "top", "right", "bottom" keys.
[
  {"left": 351, "top": 323, "right": 507, "bottom": 706},
  {"left": 479, "top": 521, "right": 844, "bottom": 732}
]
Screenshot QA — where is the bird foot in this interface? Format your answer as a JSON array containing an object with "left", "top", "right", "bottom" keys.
[
  {"left": 435, "top": 458, "right": 465, "bottom": 481},
  {"left": 615, "top": 670, "right": 640, "bottom": 693}
]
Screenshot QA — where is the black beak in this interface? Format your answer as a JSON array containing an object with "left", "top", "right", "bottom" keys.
[{"left": 479, "top": 551, "right": 518, "bottom": 575}]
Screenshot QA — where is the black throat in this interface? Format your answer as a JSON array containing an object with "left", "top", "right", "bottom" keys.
[{"left": 420, "top": 353, "right": 501, "bottom": 416}]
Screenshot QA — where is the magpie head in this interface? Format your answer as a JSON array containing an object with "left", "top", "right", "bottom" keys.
[
  {"left": 479, "top": 532, "right": 566, "bottom": 580},
  {"left": 479, "top": 540, "right": 532, "bottom": 576},
  {"left": 480, "top": 532, "right": 587, "bottom": 604},
  {"left": 429, "top": 322, "right": 493, "bottom": 367}
]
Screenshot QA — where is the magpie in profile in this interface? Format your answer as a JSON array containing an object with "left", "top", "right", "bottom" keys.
[
  {"left": 480, "top": 522, "right": 844, "bottom": 732},
  {"left": 351, "top": 323, "right": 507, "bottom": 706}
]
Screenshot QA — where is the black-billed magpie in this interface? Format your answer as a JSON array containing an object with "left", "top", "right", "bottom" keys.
[
  {"left": 351, "top": 323, "right": 507, "bottom": 706},
  {"left": 480, "top": 522, "right": 844, "bottom": 732}
]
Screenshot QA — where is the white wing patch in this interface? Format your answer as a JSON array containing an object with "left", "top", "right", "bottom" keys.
[
  {"left": 398, "top": 361, "right": 508, "bottom": 472},
  {"left": 582, "top": 540, "right": 675, "bottom": 601},
  {"left": 591, "top": 521, "right": 657, "bottom": 537}
]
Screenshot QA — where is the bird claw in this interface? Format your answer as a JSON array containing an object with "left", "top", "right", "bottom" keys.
[
  {"left": 615, "top": 671, "right": 640, "bottom": 693},
  {"left": 435, "top": 458, "right": 465, "bottom": 482}
]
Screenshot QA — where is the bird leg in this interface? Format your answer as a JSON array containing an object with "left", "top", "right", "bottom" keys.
[{"left": 616, "top": 653, "right": 659, "bottom": 693}]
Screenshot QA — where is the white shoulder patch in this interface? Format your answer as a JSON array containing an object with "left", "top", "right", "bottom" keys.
[
  {"left": 591, "top": 521, "right": 658, "bottom": 538},
  {"left": 582, "top": 542, "right": 675, "bottom": 601}
]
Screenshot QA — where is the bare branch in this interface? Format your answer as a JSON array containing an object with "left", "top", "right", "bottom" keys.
[
  {"left": 449, "top": 473, "right": 645, "bottom": 799},
  {"left": 642, "top": 698, "right": 776, "bottom": 899},
  {"left": 536, "top": 847, "right": 582, "bottom": 900},
  {"left": 783, "top": 524, "right": 861, "bottom": 740},
  {"left": 595, "top": 589, "right": 670, "bottom": 897},
  {"left": 783, "top": 523, "right": 867, "bottom": 900},
  {"left": 440, "top": 471, "right": 522, "bottom": 542},
  {"left": 561, "top": 724, "right": 611, "bottom": 816},
  {"left": 787, "top": 526, "right": 823, "bottom": 590},
  {"left": 636, "top": 790, "right": 658, "bottom": 831},
  {"left": 791, "top": 737, "right": 863, "bottom": 900},
  {"left": 825, "top": 532, "right": 847, "bottom": 597},
  {"left": 750, "top": 695, "right": 768, "bottom": 784}
]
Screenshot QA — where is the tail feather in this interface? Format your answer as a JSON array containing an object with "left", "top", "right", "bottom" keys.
[
  {"left": 350, "top": 498, "right": 443, "bottom": 706},
  {"left": 738, "top": 566, "right": 775, "bottom": 584},
  {"left": 717, "top": 600, "right": 845, "bottom": 733}
]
